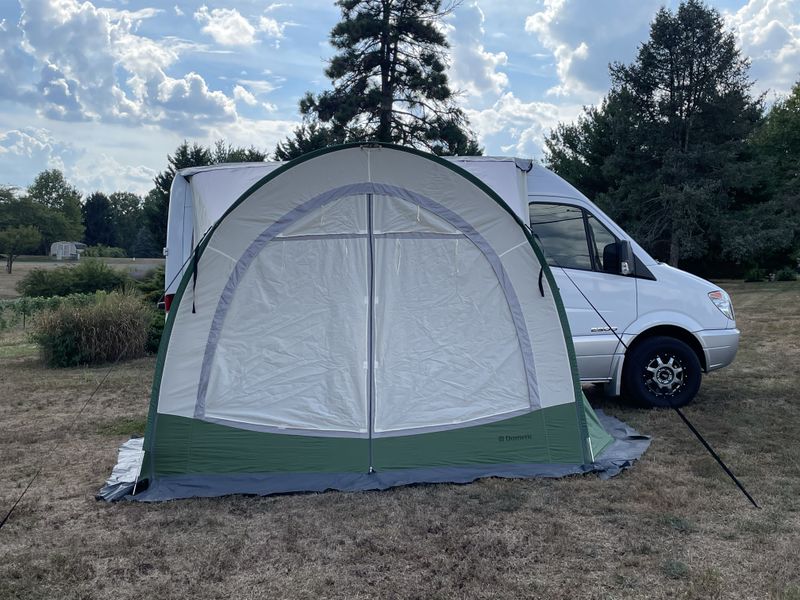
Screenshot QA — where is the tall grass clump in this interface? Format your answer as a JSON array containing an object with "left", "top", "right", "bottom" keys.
[
  {"left": 17, "top": 259, "right": 130, "bottom": 297},
  {"left": 32, "top": 291, "right": 151, "bottom": 367}
]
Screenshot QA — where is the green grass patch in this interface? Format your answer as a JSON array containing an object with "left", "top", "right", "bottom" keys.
[{"left": 0, "top": 342, "right": 38, "bottom": 359}]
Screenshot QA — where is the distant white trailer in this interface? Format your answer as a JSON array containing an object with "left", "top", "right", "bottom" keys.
[{"left": 50, "top": 241, "right": 86, "bottom": 260}]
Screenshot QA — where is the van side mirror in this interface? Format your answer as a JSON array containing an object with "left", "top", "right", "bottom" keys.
[{"left": 618, "top": 240, "right": 633, "bottom": 276}]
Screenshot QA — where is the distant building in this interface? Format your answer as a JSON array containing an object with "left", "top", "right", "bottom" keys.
[{"left": 50, "top": 241, "right": 87, "bottom": 261}]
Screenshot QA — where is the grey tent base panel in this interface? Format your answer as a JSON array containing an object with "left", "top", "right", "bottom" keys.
[{"left": 98, "top": 410, "right": 650, "bottom": 502}]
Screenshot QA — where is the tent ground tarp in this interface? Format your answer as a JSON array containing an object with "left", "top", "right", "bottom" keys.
[{"left": 99, "top": 408, "right": 650, "bottom": 501}]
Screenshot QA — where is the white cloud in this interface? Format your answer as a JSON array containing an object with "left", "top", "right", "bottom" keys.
[
  {"left": 265, "top": 3, "right": 291, "bottom": 13},
  {"left": 525, "top": 0, "right": 662, "bottom": 100},
  {"left": 0, "top": 127, "right": 82, "bottom": 187},
  {"left": 11, "top": 0, "right": 240, "bottom": 130},
  {"left": 233, "top": 84, "right": 258, "bottom": 106},
  {"left": 726, "top": 0, "right": 800, "bottom": 96},
  {"left": 465, "top": 92, "right": 582, "bottom": 156},
  {"left": 174, "top": 5, "right": 184, "bottom": 17},
  {"left": 99, "top": 7, "right": 163, "bottom": 22},
  {"left": 259, "top": 15, "right": 286, "bottom": 39},
  {"left": 194, "top": 5, "right": 257, "bottom": 46},
  {"left": 236, "top": 78, "right": 279, "bottom": 95},
  {"left": 202, "top": 116, "right": 297, "bottom": 155},
  {"left": 446, "top": 2, "right": 508, "bottom": 98},
  {"left": 70, "top": 153, "right": 157, "bottom": 195}
]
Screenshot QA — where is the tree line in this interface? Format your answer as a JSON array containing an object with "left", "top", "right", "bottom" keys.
[
  {"left": 544, "top": 0, "right": 799, "bottom": 274},
  {"left": 2, "top": 0, "right": 797, "bottom": 276}
]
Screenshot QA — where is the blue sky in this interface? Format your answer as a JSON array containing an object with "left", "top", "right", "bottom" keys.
[{"left": 0, "top": 0, "right": 798, "bottom": 196}]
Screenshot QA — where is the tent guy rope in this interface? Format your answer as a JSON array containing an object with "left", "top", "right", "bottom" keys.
[{"left": 553, "top": 259, "right": 760, "bottom": 509}]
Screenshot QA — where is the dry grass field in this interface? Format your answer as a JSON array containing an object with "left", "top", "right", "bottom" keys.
[{"left": 0, "top": 280, "right": 798, "bottom": 599}]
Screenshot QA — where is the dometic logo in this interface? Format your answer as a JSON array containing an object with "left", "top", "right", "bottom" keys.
[{"left": 498, "top": 433, "right": 532, "bottom": 442}]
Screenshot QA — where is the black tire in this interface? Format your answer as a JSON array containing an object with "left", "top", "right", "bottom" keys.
[{"left": 622, "top": 336, "right": 702, "bottom": 408}]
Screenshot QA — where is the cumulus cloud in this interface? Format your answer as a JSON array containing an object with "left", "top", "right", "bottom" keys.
[
  {"left": 233, "top": 84, "right": 258, "bottom": 106},
  {"left": 446, "top": 2, "right": 508, "bottom": 97},
  {"left": 194, "top": 6, "right": 257, "bottom": 46},
  {"left": 525, "top": 0, "right": 662, "bottom": 100},
  {"left": 726, "top": 0, "right": 800, "bottom": 96},
  {"left": 8, "top": 0, "right": 239, "bottom": 130},
  {"left": 465, "top": 92, "right": 582, "bottom": 156},
  {"left": 193, "top": 5, "right": 287, "bottom": 47},
  {"left": 70, "top": 153, "right": 158, "bottom": 195},
  {"left": 0, "top": 127, "right": 83, "bottom": 186}
]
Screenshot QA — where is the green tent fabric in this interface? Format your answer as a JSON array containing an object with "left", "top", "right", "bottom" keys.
[{"left": 131, "top": 143, "right": 632, "bottom": 501}]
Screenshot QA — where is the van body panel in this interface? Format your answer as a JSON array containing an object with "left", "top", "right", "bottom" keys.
[{"left": 549, "top": 266, "right": 637, "bottom": 380}]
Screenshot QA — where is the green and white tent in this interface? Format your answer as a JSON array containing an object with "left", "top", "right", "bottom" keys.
[{"left": 127, "top": 143, "right": 645, "bottom": 501}]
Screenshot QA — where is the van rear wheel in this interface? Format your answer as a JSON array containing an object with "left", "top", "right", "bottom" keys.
[{"left": 623, "top": 336, "right": 701, "bottom": 408}]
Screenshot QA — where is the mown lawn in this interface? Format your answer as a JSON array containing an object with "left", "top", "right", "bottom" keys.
[{"left": 0, "top": 281, "right": 798, "bottom": 599}]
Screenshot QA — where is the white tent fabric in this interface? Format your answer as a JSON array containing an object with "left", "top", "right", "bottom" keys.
[{"left": 158, "top": 147, "right": 577, "bottom": 437}]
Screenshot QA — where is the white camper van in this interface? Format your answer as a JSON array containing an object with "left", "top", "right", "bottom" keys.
[{"left": 163, "top": 152, "right": 738, "bottom": 408}]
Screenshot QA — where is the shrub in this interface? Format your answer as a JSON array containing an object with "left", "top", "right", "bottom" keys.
[
  {"left": 146, "top": 309, "right": 165, "bottom": 354},
  {"left": 17, "top": 259, "right": 130, "bottom": 297},
  {"left": 32, "top": 291, "right": 150, "bottom": 367},
  {"left": 137, "top": 264, "right": 166, "bottom": 306},
  {"left": 776, "top": 267, "right": 797, "bottom": 281},
  {"left": 743, "top": 267, "right": 764, "bottom": 282},
  {"left": 83, "top": 245, "right": 127, "bottom": 258}
]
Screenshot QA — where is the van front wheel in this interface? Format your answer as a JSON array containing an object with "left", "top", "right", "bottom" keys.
[{"left": 623, "top": 336, "right": 702, "bottom": 408}]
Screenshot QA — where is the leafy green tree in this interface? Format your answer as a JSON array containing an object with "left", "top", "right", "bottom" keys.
[
  {"left": 26, "top": 169, "right": 83, "bottom": 242},
  {"left": 82, "top": 192, "right": 116, "bottom": 247},
  {"left": 109, "top": 192, "right": 143, "bottom": 256},
  {"left": 0, "top": 187, "right": 73, "bottom": 254},
  {"left": 0, "top": 225, "right": 41, "bottom": 273},
  {"left": 281, "top": 0, "right": 481, "bottom": 156},
  {"left": 546, "top": 0, "right": 761, "bottom": 267},
  {"left": 723, "top": 80, "right": 800, "bottom": 267}
]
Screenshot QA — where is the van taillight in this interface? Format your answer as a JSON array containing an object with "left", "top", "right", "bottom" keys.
[{"left": 164, "top": 294, "right": 175, "bottom": 312}]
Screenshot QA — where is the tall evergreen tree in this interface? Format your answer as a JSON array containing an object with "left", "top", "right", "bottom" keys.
[
  {"left": 277, "top": 0, "right": 481, "bottom": 157},
  {"left": 212, "top": 140, "right": 268, "bottom": 163},
  {"left": 82, "top": 192, "right": 116, "bottom": 247},
  {"left": 274, "top": 120, "right": 346, "bottom": 161},
  {"left": 546, "top": 0, "right": 761, "bottom": 267},
  {"left": 109, "top": 191, "right": 143, "bottom": 256}
]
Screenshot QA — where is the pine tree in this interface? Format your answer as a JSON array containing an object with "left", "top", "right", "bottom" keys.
[
  {"left": 277, "top": 0, "right": 481, "bottom": 157},
  {"left": 82, "top": 192, "right": 117, "bottom": 247}
]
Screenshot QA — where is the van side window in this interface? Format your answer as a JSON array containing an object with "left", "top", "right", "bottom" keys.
[
  {"left": 586, "top": 214, "right": 619, "bottom": 273},
  {"left": 529, "top": 204, "right": 592, "bottom": 270}
]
